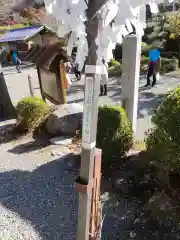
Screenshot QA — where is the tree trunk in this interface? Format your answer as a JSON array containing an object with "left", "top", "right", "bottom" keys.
[{"left": 0, "top": 72, "right": 16, "bottom": 119}]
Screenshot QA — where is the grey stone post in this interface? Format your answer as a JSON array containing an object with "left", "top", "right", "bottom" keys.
[{"left": 121, "top": 34, "right": 141, "bottom": 133}]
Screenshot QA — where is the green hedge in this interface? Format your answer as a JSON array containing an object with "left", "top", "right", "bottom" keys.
[
  {"left": 146, "top": 86, "right": 180, "bottom": 178},
  {"left": 108, "top": 64, "right": 122, "bottom": 77},
  {"left": 16, "top": 97, "right": 50, "bottom": 132},
  {"left": 140, "top": 56, "right": 149, "bottom": 73},
  {"left": 108, "top": 58, "right": 121, "bottom": 76},
  {"left": 96, "top": 105, "right": 133, "bottom": 167},
  {"left": 140, "top": 56, "right": 179, "bottom": 74},
  {"left": 141, "top": 42, "right": 150, "bottom": 56},
  {"left": 108, "top": 56, "right": 179, "bottom": 76},
  {"left": 161, "top": 57, "right": 178, "bottom": 73},
  {"left": 108, "top": 58, "right": 120, "bottom": 67}
]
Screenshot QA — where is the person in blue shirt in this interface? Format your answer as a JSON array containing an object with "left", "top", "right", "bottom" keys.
[
  {"left": 10, "top": 50, "right": 21, "bottom": 73},
  {"left": 145, "top": 48, "right": 161, "bottom": 87}
]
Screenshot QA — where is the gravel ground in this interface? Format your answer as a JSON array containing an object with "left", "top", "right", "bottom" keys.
[
  {"left": 1, "top": 122, "right": 180, "bottom": 240},
  {"left": 0, "top": 121, "right": 79, "bottom": 240}
]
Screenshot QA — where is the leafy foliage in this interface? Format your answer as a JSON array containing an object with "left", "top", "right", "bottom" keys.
[
  {"left": 16, "top": 97, "right": 50, "bottom": 132},
  {"left": 169, "top": 10, "right": 180, "bottom": 39},
  {"left": 21, "top": 6, "right": 45, "bottom": 24},
  {"left": 161, "top": 57, "right": 179, "bottom": 73},
  {"left": 141, "top": 42, "right": 151, "bottom": 55},
  {"left": 108, "top": 59, "right": 121, "bottom": 76},
  {"left": 142, "top": 10, "right": 180, "bottom": 54},
  {"left": 143, "top": 13, "right": 167, "bottom": 49},
  {"left": 96, "top": 105, "right": 133, "bottom": 167},
  {"left": 140, "top": 55, "right": 178, "bottom": 74},
  {"left": 140, "top": 55, "right": 149, "bottom": 73},
  {"left": 108, "top": 55, "right": 178, "bottom": 77},
  {"left": 168, "top": 10, "right": 180, "bottom": 59},
  {"left": 146, "top": 86, "right": 180, "bottom": 176},
  {"left": 108, "top": 58, "right": 120, "bottom": 67}
]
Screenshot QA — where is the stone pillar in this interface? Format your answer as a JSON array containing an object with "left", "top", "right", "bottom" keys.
[{"left": 121, "top": 34, "right": 141, "bottom": 133}]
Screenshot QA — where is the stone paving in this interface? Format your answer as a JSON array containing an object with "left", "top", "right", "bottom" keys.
[
  {"left": 66, "top": 72, "right": 180, "bottom": 140},
  {"left": 4, "top": 66, "right": 180, "bottom": 140}
]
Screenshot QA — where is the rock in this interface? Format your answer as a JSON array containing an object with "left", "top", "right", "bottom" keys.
[
  {"left": 129, "top": 231, "right": 136, "bottom": 238},
  {"left": 50, "top": 136, "right": 72, "bottom": 146},
  {"left": 51, "top": 151, "right": 69, "bottom": 158},
  {"left": 133, "top": 218, "right": 140, "bottom": 225},
  {"left": 140, "top": 216, "right": 149, "bottom": 224},
  {"left": 176, "top": 234, "right": 180, "bottom": 240},
  {"left": 46, "top": 103, "right": 83, "bottom": 136},
  {"left": 50, "top": 145, "right": 71, "bottom": 158},
  {"left": 113, "top": 178, "right": 129, "bottom": 194}
]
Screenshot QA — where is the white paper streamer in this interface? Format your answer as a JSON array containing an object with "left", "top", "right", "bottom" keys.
[
  {"left": 12, "top": 0, "right": 176, "bottom": 66},
  {"left": 139, "top": 5, "right": 146, "bottom": 28},
  {"left": 149, "top": 1, "right": 159, "bottom": 14},
  {"left": 126, "top": 19, "right": 133, "bottom": 34}
]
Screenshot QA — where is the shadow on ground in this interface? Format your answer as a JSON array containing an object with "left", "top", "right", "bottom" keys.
[
  {"left": 68, "top": 98, "right": 84, "bottom": 104},
  {"left": 138, "top": 91, "right": 165, "bottom": 119},
  {"left": 69, "top": 85, "right": 85, "bottom": 94},
  {"left": 0, "top": 154, "right": 80, "bottom": 240},
  {"left": 8, "top": 138, "right": 49, "bottom": 154},
  {"left": 0, "top": 122, "right": 21, "bottom": 144},
  {"left": 101, "top": 152, "right": 180, "bottom": 240},
  {"left": 109, "top": 85, "right": 166, "bottom": 119}
]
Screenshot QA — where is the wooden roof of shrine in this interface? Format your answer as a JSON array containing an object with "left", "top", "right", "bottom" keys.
[
  {"left": 19, "top": 43, "right": 68, "bottom": 72},
  {"left": 0, "top": 25, "right": 54, "bottom": 43}
]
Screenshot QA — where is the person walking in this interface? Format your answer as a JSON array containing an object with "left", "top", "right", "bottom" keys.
[
  {"left": 10, "top": 49, "right": 21, "bottom": 73},
  {"left": 63, "top": 60, "right": 72, "bottom": 93},
  {"left": 100, "top": 58, "right": 108, "bottom": 96},
  {"left": 145, "top": 48, "right": 160, "bottom": 87},
  {"left": 71, "top": 53, "right": 81, "bottom": 81}
]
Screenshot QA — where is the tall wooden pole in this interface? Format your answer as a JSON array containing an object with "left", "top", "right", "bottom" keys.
[{"left": 76, "top": 0, "right": 108, "bottom": 239}]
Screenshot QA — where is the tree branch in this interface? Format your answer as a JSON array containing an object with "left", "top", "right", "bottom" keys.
[{"left": 84, "top": 0, "right": 88, "bottom": 6}]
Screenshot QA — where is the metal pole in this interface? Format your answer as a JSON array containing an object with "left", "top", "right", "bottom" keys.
[{"left": 76, "top": 0, "right": 107, "bottom": 239}]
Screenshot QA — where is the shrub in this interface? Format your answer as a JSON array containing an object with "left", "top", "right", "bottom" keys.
[
  {"left": 108, "top": 58, "right": 120, "bottom": 67},
  {"left": 108, "top": 64, "right": 122, "bottom": 77},
  {"left": 96, "top": 105, "right": 133, "bottom": 167},
  {"left": 140, "top": 56, "right": 179, "bottom": 74},
  {"left": 160, "top": 51, "right": 179, "bottom": 59},
  {"left": 108, "top": 59, "right": 121, "bottom": 76},
  {"left": 140, "top": 55, "right": 149, "bottom": 73},
  {"left": 16, "top": 97, "right": 50, "bottom": 131},
  {"left": 146, "top": 86, "right": 180, "bottom": 177},
  {"left": 141, "top": 42, "right": 149, "bottom": 55},
  {"left": 160, "top": 57, "right": 179, "bottom": 73},
  {"left": 141, "top": 55, "right": 149, "bottom": 65}
]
